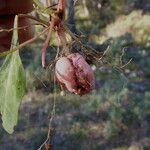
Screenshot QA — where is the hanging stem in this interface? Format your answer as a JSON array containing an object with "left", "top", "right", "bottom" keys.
[
  {"left": 57, "top": 24, "right": 69, "bottom": 55},
  {"left": 38, "top": 76, "right": 57, "bottom": 150},
  {"left": 57, "top": 0, "right": 65, "bottom": 13},
  {"left": 41, "top": 22, "right": 54, "bottom": 68}
]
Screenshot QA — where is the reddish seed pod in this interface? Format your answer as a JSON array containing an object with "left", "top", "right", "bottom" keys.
[{"left": 55, "top": 53, "right": 95, "bottom": 95}]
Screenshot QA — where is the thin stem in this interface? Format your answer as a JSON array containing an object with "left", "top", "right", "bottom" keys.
[
  {"left": 0, "top": 27, "right": 49, "bottom": 56},
  {"left": 120, "top": 58, "right": 133, "bottom": 69},
  {"left": 18, "top": 14, "right": 49, "bottom": 27},
  {"left": 0, "top": 23, "right": 41, "bottom": 33},
  {"left": 99, "top": 45, "right": 110, "bottom": 60},
  {"left": 38, "top": 76, "right": 56, "bottom": 150}
]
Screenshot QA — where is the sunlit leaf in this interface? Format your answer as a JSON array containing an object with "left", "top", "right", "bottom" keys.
[{"left": 0, "top": 16, "right": 26, "bottom": 134}]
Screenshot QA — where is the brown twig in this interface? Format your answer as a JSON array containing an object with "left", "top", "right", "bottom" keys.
[
  {"left": 0, "top": 23, "right": 41, "bottom": 33},
  {"left": 18, "top": 14, "right": 49, "bottom": 27},
  {"left": 0, "top": 27, "right": 49, "bottom": 56},
  {"left": 38, "top": 76, "right": 56, "bottom": 150}
]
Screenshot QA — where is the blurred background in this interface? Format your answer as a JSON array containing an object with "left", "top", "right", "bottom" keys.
[{"left": 0, "top": 0, "right": 150, "bottom": 149}]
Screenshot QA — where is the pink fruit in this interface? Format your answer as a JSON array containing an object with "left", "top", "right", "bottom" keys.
[{"left": 55, "top": 53, "right": 95, "bottom": 95}]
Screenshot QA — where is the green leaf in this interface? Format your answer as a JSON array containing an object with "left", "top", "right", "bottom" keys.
[{"left": 0, "top": 16, "right": 26, "bottom": 134}]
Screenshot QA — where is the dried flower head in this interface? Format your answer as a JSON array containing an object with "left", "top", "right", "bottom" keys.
[{"left": 55, "top": 53, "right": 95, "bottom": 95}]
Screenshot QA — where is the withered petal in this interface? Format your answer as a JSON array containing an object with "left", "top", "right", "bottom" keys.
[{"left": 55, "top": 53, "right": 95, "bottom": 95}]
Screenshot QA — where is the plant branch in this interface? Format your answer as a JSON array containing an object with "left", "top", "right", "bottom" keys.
[
  {"left": 0, "top": 23, "right": 41, "bottom": 33},
  {"left": 0, "top": 27, "right": 49, "bottom": 57},
  {"left": 18, "top": 14, "right": 49, "bottom": 27}
]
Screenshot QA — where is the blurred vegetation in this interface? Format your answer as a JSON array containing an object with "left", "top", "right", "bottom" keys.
[{"left": 0, "top": 0, "right": 150, "bottom": 150}]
